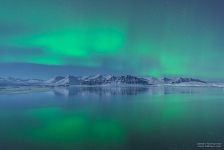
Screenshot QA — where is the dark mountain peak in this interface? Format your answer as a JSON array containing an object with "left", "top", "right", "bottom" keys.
[
  {"left": 160, "top": 77, "right": 172, "bottom": 83},
  {"left": 55, "top": 76, "right": 65, "bottom": 80},
  {"left": 172, "top": 77, "right": 206, "bottom": 84},
  {"left": 46, "top": 76, "right": 65, "bottom": 84}
]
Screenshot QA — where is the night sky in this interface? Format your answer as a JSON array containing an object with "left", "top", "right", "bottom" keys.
[{"left": 0, "top": 0, "right": 224, "bottom": 80}]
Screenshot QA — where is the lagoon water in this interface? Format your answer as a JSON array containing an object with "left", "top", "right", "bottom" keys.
[{"left": 0, "top": 86, "right": 224, "bottom": 150}]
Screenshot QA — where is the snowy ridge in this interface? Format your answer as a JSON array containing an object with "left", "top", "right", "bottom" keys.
[
  {"left": 44, "top": 75, "right": 209, "bottom": 87},
  {"left": 0, "top": 75, "right": 223, "bottom": 87}
]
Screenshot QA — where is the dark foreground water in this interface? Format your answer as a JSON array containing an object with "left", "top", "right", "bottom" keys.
[{"left": 0, "top": 86, "right": 224, "bottom": 150}]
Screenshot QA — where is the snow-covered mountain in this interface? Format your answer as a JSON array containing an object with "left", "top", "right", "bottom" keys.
[
  {"left": 170, "top": 77, "right": 206, "bottom": 84},
  {"left": 44, "top": 75, "right": 208, "bottom": 87},
  {"left": 45, "top": 76, "right": 64, "bottom": 84},
  {"left": 44, "top": 75, "right": 149, "bottom": 86},
  {"left": 0, "top": 75, "right": 219, "bottom": 87}
]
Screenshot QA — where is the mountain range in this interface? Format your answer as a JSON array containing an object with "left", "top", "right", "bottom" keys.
[{"left": 0, "top": 75, "right": 214, "bottom": 87}]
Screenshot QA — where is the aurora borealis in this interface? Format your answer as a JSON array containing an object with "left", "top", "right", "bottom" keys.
[{"left": 0, "top": 0, "right": 224, "bottom": 79}]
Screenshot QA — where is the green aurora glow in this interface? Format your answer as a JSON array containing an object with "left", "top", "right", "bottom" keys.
[{"left": 0, "top": 0, "right": 224, "bottom": 79}]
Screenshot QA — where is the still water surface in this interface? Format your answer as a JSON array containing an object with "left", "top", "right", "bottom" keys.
[{"left": 0, "top": 86, "right": 224, "bottom": 150}]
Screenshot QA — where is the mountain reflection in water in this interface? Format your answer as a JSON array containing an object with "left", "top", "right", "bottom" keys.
[{"left": 52, "top": 86, "right": 206, "bottom": 97}]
